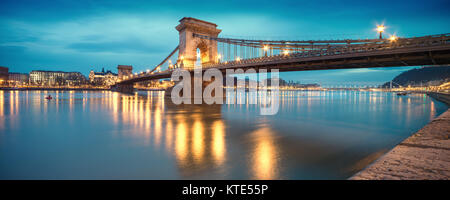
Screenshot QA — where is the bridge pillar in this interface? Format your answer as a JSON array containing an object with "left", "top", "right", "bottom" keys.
[
  {"left": 176, "top": 17, "right": 222, "bottom": 69},
  {"left": 117, "top": 65, "right": 133, "bottom": 79},
  {"left": 164, "top": 71, "right": 225, "bottom": 104},
  {"left": 112, "top": 83, "right": 134, "bottom": 94}
]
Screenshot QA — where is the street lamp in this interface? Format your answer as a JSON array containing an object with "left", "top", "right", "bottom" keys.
[
  {"left": 377, "top": 25, "right": 385, "bottom": 39},
  {"left": 389, "top": 35, "right": 398, "bottom": 42},
  {"left": 217, "top": 54, "right": 222, "bottom": 63},
  {"left": 263, "top": 45, "right": 269, "bottom": 56},
  {"left": 179, "top": 55, "right": 184, "bottom": 68}
]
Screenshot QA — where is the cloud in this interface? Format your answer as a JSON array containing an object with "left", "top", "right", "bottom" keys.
[
  {"left": 0, "top": 0, "right": 449, "bottom": 82},
  {"left": 66, "top": 39, "right": 166, "bottom": 54},
  {"left": 0, "top": 45, "right": 26, "bottom": 52}
]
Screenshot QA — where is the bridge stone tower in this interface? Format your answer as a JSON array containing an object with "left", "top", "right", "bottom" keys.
[
  {"left": 176, "top": 17, "right": 222, "bottom": 69},
  {"left": 117, "top": 65, "right": 132, "bottom": 79}
]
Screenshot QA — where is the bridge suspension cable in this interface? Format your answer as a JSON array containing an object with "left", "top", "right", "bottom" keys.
[
  {"left": 193, "top": 33, "right": 383, "bottom": 49},
  {"left": 194, "top": 33, "right": 389, "bottom": 62},
  {"left": 148, "top": 45, "right": 179, "bottom": 74},
  {"left": 194, "top": 33, "right": 450, "bottom": 63}
]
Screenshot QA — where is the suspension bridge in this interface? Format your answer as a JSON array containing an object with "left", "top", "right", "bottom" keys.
[{"left": 113, "top": 17, "right": 450, "bottom": 92}]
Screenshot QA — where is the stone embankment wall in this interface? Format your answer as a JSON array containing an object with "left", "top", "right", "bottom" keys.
[{"left": 351, "top": 93, "right": 450, "bottom": 180}]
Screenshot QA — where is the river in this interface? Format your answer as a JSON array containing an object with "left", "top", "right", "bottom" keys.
[{"left": 0, "top": 90, "right": 447, "bottom": 179}]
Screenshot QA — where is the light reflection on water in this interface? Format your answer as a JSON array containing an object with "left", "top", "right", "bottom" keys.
[{"left": 0, "top": 90, "right": 447, "bottom": 180}]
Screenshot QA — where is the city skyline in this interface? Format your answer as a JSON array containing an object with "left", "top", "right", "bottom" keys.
[{"left": 1, "top": 0, "right": 449, "bottom": 86}]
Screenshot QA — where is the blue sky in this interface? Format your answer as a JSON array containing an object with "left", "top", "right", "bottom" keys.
[{"left": 1, "top": 0, "right": 449, "bottom": 86}]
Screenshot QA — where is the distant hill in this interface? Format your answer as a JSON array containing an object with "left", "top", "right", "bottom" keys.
[{"left": 381, "top": 66, "right": 450, "bottom": 88}]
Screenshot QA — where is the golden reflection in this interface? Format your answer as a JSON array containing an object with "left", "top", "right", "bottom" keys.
[
  {"left": 154, "top": 103, "right": 162, "bottom": 147},
  {"left": 0, "top": 90, "right": 3, "bottom": 130},
  {"left": 405, "top": 97, "right": 411, "bottom": 126},
  {"left": 43, "top": 91, "right": 47, "bottom": 116},
  {"left": 175, "top": 118, "right": 188, "bottom": 163},
  {"left": 15, "top": 91, "right": 19, "bottom": 115},
  {"left": 122, "top": 96, "right": 129, "bottom": 123},
  {"left": 250, "top": 127, "right": 279, "bottom": 180},
  {"left": 133, "top": 96, "right": 138, "bottom": 126},
  {"left": 165, "top": 116, "right": 174, "bottom": 152},
  {"left": 212, "top": 120, "right": 226, "bottom": 165},
  {"left": 145, "top": 98, "right": 152, "bottom": 134},
  {"left": 10, "top": 91, "right": 14, "bottom": 114},
  {"left": 69, "top": 91, "right": 74, "bottom": 111},
  {"left": 112, "top": 92, "right": 119, "bottom": 124},
  {"left": 192, "top": 118, "right": 204, "bottom": 163},
  {"left": 111, "top": 92, "right": 226, "bottom": 176},
  {"left": 139, "top": 98, "right": 144, "bottom": 127},
  {"left": 0, "top": 90, "right": 3, "bottom": 117},
  {"left": 55, "top": 91, "right": 59, "bottom": 111},
  {"left": 430, "top": 100, "right": 435, "bottom": 120}
]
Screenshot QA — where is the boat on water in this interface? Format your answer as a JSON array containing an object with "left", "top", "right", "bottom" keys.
[
  {"left": 396, "top": 92, "right": 408, "bottom": 96},
  {"left": 45, "top": 95, "right": 53, "bottom": 100}
]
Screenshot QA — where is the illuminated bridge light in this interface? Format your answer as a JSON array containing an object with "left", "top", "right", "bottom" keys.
[
  {"left": 217, "top": 54, "right": 222, "bottom": 63},
  {"left": 263, "top": 45, "right": 269, "bottom": 51},
  {"left": 376, "top": 24, "right": 386, "bottom": 39},
  {"left": 236, "top": 57, "right": 241, "bottom": 62},
  {"left": 377, "top": 25, "right": 385, "bottom": 33},
  {"left": 389, "top": 35, "right": 398, "bottom": 42},
  {"left": 283, "top": 50, "right": 289, "bottom": 56}
]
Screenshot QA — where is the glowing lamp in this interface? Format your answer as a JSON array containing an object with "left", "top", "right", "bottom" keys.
[{"left": 389, "top": 35, "right": 398, "bottom": 42}]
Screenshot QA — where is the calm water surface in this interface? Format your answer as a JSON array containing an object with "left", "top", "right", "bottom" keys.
[{"left": 0, "top": 90, "right": 447, "bottom": 179}]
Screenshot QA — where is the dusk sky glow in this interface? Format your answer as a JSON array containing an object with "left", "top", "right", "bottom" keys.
[{"left": 1, "top": 0, "right": 449, "bottom": 86}]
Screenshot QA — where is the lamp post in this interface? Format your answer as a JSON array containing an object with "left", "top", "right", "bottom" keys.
[
  {"left": 377, "top": 25, "right": 385, "bottom": 39},
  {"left": 263, "top": 45, "right": 269, "bottom": 57},
  {"left": 389, "top": 35, "right": 398, "bottom": 42},
  {"left": 217, "top": 54, "right": 221, "bottom": 63}
]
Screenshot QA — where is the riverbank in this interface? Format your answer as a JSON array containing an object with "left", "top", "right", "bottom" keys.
[
  {"left": 0, "top": 87, "right": 169, "bottom": 92},
  {"left": 0, "top": 87, "right": 109, "bottom": 91},
  {"left": 351, "top": 98, "right": 450, "bottom": 180},
  {"left": 428, "top": 92, "right": 450, "bottom": 105}
]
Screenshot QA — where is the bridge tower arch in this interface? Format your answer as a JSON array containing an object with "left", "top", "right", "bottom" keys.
[{"left": 176, "top": 17, "right": 221, "bottom": 69}]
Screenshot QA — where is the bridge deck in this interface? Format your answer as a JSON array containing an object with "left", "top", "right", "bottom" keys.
[
  {"left": 117, "top": 44, "right": 450, "bottom": 85},
  {"left": 116, "top": 33, "right": 450, "bottom": 85}
]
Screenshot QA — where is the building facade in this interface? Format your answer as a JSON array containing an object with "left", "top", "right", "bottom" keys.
[
  {"left": 8, "top": 73, "right": 29, "bottom": 86},
  {"left": 0, "top": 66, "right": 8, "bottom": 86},
  {"left": 29, "top": 70, "right": 86, "bottom": 86},
  {"left": 89, "top": 68, "right": 118, "bottom": 86}
]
